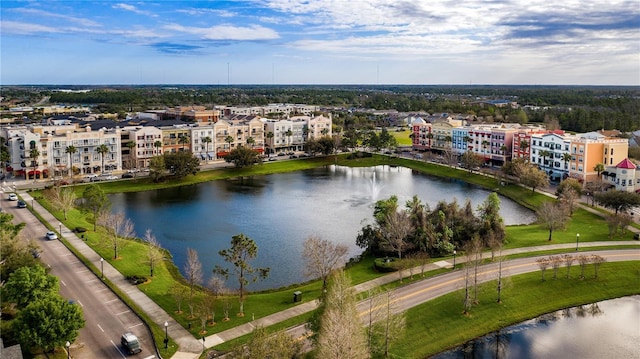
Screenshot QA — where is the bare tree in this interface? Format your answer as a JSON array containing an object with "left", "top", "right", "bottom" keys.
[
  {"left": 205, "top": 275, "right": 226, "bottom": 325},
  {"left": 563, "top": 254, "right": 575, "bottom": 278},
  {"left": 381, "top": 210, "right": 414, "bottom": 259},
  {"left": 317, "top": 270, "right": 370, "bottom": 359},
  {"left": 144, "top": 229, "right": 164, "bottom": 277},
  {"left": 577, "top": 255, "right": 591, "bottom": 279},
  {"left": 536, "top": 201, "right": 570, "bottom": 241},
  {"left": 227, "top": 326, "right": 303, "bottom": 359},
  {"left": 169, "top": 284, "right": 188, "bottom": 314},
  {"left": 550, "top": 256, "right": 563, "bottom": 280},
  {"left": 367, "top": 290, "right": 406, "bottom": 358},
  {"left": 591, "top": 255, "right": 606, "bottom": 279},
  {"left": 44, "top": 186, "right": 76, "bottom": 220},
  {"left": 184, "top": 248, "right": 203, "bottom": 318},
  {"left": 536, "top": 257, "right": 550, "bottom": 281},
  {"left": 495, "top": 244, "right": 505, "bottom": 303},
  {"left": 302, "top": 236, "right": 348, "bottom": 291},
  {"left": 97, "top": 212, "right": 134, "bottom": 259}
]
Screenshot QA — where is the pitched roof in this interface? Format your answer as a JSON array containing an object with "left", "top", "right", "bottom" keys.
[{"left": 616, "top": 158, "right": 636, "bottom": 169}]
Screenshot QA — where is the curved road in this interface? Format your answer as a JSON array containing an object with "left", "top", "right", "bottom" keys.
[{"left": 4, "top": 197, "right": 156, "bottom": 359}]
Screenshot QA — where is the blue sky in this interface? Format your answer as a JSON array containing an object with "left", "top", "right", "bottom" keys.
[{"left": 1, "top": 0, "right": 639, "bottom": 85}]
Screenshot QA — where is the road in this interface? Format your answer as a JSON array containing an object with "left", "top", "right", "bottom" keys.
[{"left": 4, "top": 197, "right": 157, "bottom": 359}]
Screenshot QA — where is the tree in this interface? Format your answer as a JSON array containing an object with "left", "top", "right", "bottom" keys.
[
  {"left": 563, "top": 254, "right": 575, "bottom": 278},
  {"left": 29, "top": 147, "right": 40, "bottom": 181},
  {"left": 164, "top": 151, "right": 200, "bottom": 178},
  {"left": 178, "top": 134, "right": 190, "bottom": 151},
  {"left": 577, "top": 254, "right": 590, "bottom": 279},
  {"left": 539, "top": 149, "right": 551, "bottom": 169},
  {"left": 184, "top": 248, "right": 203, "bottom": 318},
  {"left": 536, "top": 201, "right": 570, "bottom": 241},
  {"left": 154, "top": 140, "right": 163, "bottom": 154},
  {"left": 125, "top": 141, "right": 136, "bottom": 170},
  {"left": 202, "top": 136, "right": 212, "bottom": 161},
  {"left": 144, "top": 229, "right": 164, "bottom": 277},
  {"left": 594, "top": 190, "right": 640, "bottom": 215},
  {"left": 65, "top": 145, "right": 77, "bottom": 179},
  {"left": 316, "top": 270, "right": 370, "bottom": 359},
  {"left": 82, "top": 184, "right": 110, "bottom": 231},
  {"left": 96, "top": 143, "right": 110, "bottom": 173},
  {"left": 536, "top": 257, "right": 550, "bottom": 281},
  {"left": 213, "top": 234, "right": 270, "bottom": 317},
  {"left": 591, "top": 254, "right": 606, "bottom": 278},
  {"left": 149, "top": 155, "right": 166, "bottom": 182},
  {"left": 478, "top": 192, "right": 505, "bottom": 246},
  {"left": 380, "top": 209, "right": 413, "bottom": 259},
  {"left": 518, "top": 164, "right": 549, "bottom": 193},
  {"left": 367, "top": 290, "right": 405, "bottom": 358},
  {"left": 97, "top": 212, "right": 135, "bottom": 259},
  {"left": 594, "top": 163, "right": 605, "bottom": 178},
  {"left": 227, "top": 326, "right": 303, "bottom": 359},
  {"left": 169, "top": 284, "right": 189, "bottom": 314},
  {"left": 225, "top": 146, "right": 261, "bottom": 168},
  {"left": 225, "top": 135, "right": 234, "bottom": 152},
  {"left": 562, "top": 152, "right": 572, "bottom": 172},
  {"left": 13, "top": 295, "right": 84, "bottom": 353},
  {"left": 302, "top": 236, "right": 348, "bottom": 292},
  {"left": 3, "top": 265, "right": 59, "bottom": 308},
  {"left": 519, "top": 140, "right": 529, "bottom": 161},
  {"left": 460, "top": 151, "right": 483, "bottom": 173},
  {"left": 44, "top": 186, "right": 76, "bottom": 220}
]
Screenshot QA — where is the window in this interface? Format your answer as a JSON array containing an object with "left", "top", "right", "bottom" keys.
[
  {"left": 622, "top": 179, "right": 626, "bottom": 186},
  {"left": 611, "top": 149, "right": 614, "bottom": 155}
]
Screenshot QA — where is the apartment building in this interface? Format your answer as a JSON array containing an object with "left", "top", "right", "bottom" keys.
[
  {"left": 122, "top": 126, "right": 163, "bottom": 169},
  {"left": 603, "top": 158, "right": 640, "bottom": 192},
  {"left": 569, "top": 132, "right": 628, "bottom": 183},
  {"left": 530, "top": 132, "right": 572, "bottom": 181},
  {"left": 214, "top": 116, "right": 265, "bottom": 158},
  {"left": 159, "top": 124, "right": 192, "bottom": 154},
  {"left": 411, "top": 117, "right": 432, "bottom": 151},
  {"left": 163, "top": 106, "right": 220, "bottom": 124}
]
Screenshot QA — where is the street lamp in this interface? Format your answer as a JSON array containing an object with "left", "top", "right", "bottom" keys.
[
  {"left": 100, "top": 257, "right": 104, "bottom": 279},
  {"left": 576, "top": 233, "right": 580, "bottom": 251},
  {"left": 453, "top": 250, "right": 457, "bottom": 269},
  {"left": 164, "top": 321, "right": 169, "bottom": 349},
  {"left": 59, "top": 222, "right": 62, "bottom": 237},
  {"left": 65, "top": 341, "right": 70, "bottom": 359}
]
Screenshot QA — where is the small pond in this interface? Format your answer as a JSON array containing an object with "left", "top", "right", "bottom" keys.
[{"left": 110, "top": 165, "right": 536, "bottom": 290}]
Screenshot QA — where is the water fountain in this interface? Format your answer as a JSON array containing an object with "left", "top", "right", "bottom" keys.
[{"left": 370, "top": 171, "right": 382, "bottom": 201}]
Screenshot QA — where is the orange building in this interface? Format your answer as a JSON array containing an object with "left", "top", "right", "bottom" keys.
[{"left": 569, "top": 132, "right": 628, "bottom": 184}]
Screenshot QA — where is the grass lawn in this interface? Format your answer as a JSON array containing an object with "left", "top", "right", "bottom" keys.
[
  {"left": 390, "top": 129, "right": 412, "bottom": 146},
  {"left": 28, "top": 153, "right": 639, "bottom": 356},
  {"left": 392, "top": 261, "right": 640, "bottom": 358}
]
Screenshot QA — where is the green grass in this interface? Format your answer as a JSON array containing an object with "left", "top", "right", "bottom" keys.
[
  {"left": 393, "top": 261, "right": 640, "bottom": 358},
  {"left": 390, "top": 129, "right": 412, "bottom": 146},
  {"left": 28, "top": 154, "right": 639, "bottom": 356}
]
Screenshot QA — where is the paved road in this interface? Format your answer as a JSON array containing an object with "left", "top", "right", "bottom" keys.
[{"left": 3, "top": 196, "right": 157, "bottom": 359}]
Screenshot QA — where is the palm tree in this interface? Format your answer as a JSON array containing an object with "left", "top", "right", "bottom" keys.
[
  {"left": 285, "top": 129, "right": 293, "bottom": 150},
  {"left": 266, "top": 131, "right": 274, "bottom": 155},
  {"left": 225, "top": 135, "right": 234, "bottom": 153},
  {"left": 65, "top": 145, "right": 77, "bottom": 179},
  {"left": 539, "top": 149, "right": 550, "bottom": 170},
  {"left": 594, "top": 163, "right": 605, "bottom": 178},
  {"left": 444, "top": 135, "right": 452, "bottom": 149},
  {"left": 154, "top": 140, "right": 162, "bottom": 155},
  {"left": 519, "top": 140, "right": 529, "bottom": 161},
  {"left": 246, "top": 136, "right": 255, "bottom": 149},
  {"left": 562, "top": 153, "right": 572, "bottom": 173},
  {"left": 202, "top": 136, "right": 212, "bottom": 160},
  {"left": 29, "top": 148, "right": 40, "bottom": 182},
  {"left": 125, "top": 141, "right": 136, "bottom": 170},
  {"left": 178, "top": 134, "right": 190, "bottom": 152},
  {"left": 96, "top": 144, "right": 110, "bottom": 174},
  {"left": 481, "top": 140, "right": 490, "bottom": 159}
]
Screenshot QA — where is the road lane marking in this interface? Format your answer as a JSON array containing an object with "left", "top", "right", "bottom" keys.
[
  {"left": 97, "top": 324, "right": 105, "bottom": 332},
  {"left": 77, "top": 300, "right": 84, "bottom": 307},
  {"left": 104, "top": 299, "right": 119, "bottom": 304},
  {"left": 141, "top": 356, "right": 156, "bottom": 359},
  {"left": 60, "top": 280, "right": 66, "bottom": 287},
  {"left": 128, "top": 323, "right": 143, "bottom": 329},
  {"left": 116, "top": 310, "right": 131, "bottom": 316}
]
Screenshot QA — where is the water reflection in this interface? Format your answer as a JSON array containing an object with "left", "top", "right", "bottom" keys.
[
  {"left": 431, "top": 296, "right": 640, "bottom": 359},
  {"left": 110, "top": 165, "right": 535, "bottom": 290}
]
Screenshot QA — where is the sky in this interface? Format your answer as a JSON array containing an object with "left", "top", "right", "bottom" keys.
[{"left": 1, "top": 0, "right": 639, "bottom": 85}]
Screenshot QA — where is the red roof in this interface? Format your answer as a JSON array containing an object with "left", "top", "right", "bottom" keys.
[{"left": 616, "top": 158, "right": 636, "bottom": 169}]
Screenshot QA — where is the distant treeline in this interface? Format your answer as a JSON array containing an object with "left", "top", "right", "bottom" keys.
[{"left": 2, "top": 85, "right": 639, "bottom": 132}]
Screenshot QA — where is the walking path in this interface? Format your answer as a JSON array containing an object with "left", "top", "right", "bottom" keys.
[{"left": 13, "top": 174, "right": 640, "bottom": 359}]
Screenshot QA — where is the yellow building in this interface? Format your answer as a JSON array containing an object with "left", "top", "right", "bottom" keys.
[{"left": 569, "top": 132, "right": 628, "bottom": 184}]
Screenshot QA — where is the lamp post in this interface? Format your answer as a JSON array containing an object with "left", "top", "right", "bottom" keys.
[
  {"left": 164, "top": 321, "right": 169, "bottom": 349},
  {"left": 65, "top": 341, "right": 70, "bottom": 359},
  {"left": 59, "top": 222, "right": 62, "bottom": 237},
  {"left": 100, "top": 257, "right": 104, "bottom": 279},
  {"left": 453, "top": 250, "right": 457, "bottom": 269},
  {"left": 576, "top": 233, "right": 580, "bottom": 251}
]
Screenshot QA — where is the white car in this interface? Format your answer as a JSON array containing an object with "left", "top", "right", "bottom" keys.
[
  {"left": 45, "top": 231, "right": 58, "bottom": 240},
  {"left": 8, "top": 193, "right": 18, "bottom": 201}
]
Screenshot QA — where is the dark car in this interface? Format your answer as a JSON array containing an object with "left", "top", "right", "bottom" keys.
[
  {"left": 121, "top": 333, "right": 142, "bottom": 355},
  {"left": 17, "top": 200, "right": 27, "bottom": 208},
  {"left": 122, "top": 173, "right": 134, "bottom": 178}
]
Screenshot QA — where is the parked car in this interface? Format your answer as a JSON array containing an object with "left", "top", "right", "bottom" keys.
[
  {"left": 8, "top": 193, "right": 17, "bottom": 201},
  {"left": 121, "top": 333, "right": 142, "bottom": 355},
  {"left": 122, "top": 173, "right": 134, "bottom": 178},
  {"left": 17, "top": 200, "right": 27, "bottom": 208},
  {"left": 31, "top": 249, "right": 41, "bottom": 258},
  {"left": 45, "top": 231, "right": 58, "bottom": 241}
]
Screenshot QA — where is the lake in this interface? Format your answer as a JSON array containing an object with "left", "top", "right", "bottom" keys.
[{"left": 110, "top": 165, "right": 536, "bottom": 290}]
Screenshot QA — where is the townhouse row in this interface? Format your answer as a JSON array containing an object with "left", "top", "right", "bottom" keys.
[
  {"left": 0, "top": 113, "right": 332, "bottom": 179},
  {"left": 411, "top": 117, "right": 632, "bottom": 189}
]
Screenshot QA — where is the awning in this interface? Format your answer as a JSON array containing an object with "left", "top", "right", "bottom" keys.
[
  {"left": 602, "top": 171, "right": 609, "bottom": 176},
  {"left": 200, "top": 153, "right": 206, "bottom": 160},
  {"left": 207, "top": 152, "right": 215, "bottom": 159}
]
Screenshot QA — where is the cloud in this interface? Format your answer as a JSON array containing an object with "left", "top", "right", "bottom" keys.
[
  {"left": 164, "top": 24, "right": 279, "bottom": 41},
  {"left": 13, "top": 8, "right": 101, "bottom": 27},
  {"left": 0, "top": 20, "right": 63, "bottom": 35},
  {"left": 175, "top": 8, "right": 237, "bottom": 17},
  {"left": 112, "top": 3, "right": 157, "bottom": 17}
]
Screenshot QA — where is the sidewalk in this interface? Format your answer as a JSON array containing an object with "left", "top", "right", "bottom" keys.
[
  {"left": 16, "top": 178, "right": 640, "bottom": 357},
  {"left": 18, "top": 191, "right": 203, "bottom": 359}
]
